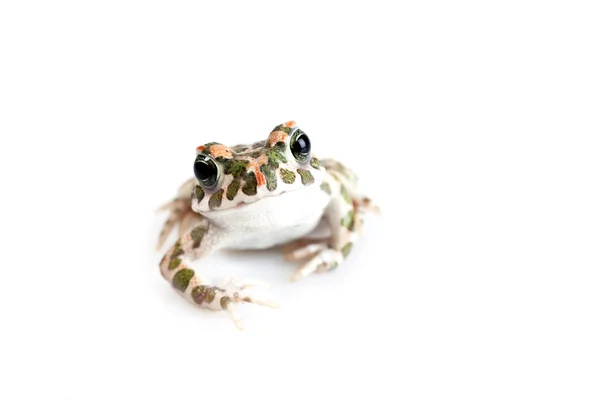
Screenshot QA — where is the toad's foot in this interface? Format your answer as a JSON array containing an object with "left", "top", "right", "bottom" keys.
[
  {"left": 352, "top": 196, "right": 380, "bottom": 234},
  {"left": 282, "top": 237, "right": 330, "bottom": 261},
  {"left": 156, "top": 198, "right": 203, "bottom": 250},
  {"left": 202, "top": 276, "right": 279, "bottom": 330},
  {"left": 290, "top": 247, "right": 346, "bottom": 282},
  {"left": 356, "top": 196, "right": 380, "bottom": 214},
  {"left": 160, "top": 223, "right": 278, "bottom": 330}
]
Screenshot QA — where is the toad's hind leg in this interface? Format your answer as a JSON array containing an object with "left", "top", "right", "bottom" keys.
[
  {"left": 289, "top": 176, "right": 375, "bottom": 281},
  {"left": 160, "top": 220, "right": 278, "bottom": 330}
]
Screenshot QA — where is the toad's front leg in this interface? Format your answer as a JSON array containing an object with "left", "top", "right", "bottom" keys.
[
  {"left": 156, "top": 177, "right": 203, "bottom": 250},
  {"left": 160, "top": 221, "right": 278, "bottom": 330},
  {"left": 289, "top": 179, "right": 373, "bottom": 281}
]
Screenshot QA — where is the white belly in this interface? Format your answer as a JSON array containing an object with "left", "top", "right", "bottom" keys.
[{"left": 203, "top": 185, "right": 330, "bottom": 250}]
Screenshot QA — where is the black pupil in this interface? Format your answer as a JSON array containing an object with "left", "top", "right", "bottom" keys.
[
  {"left": 194, "top": 156, "right": 218, "bottom": 186},
  {"left": 292, "top": 132, "right": 311, "bottom": 158}
]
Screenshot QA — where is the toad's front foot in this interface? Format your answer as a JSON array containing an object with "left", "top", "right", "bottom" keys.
[{"left": 204, "top": 277, "right": 279, "bottom": 330}]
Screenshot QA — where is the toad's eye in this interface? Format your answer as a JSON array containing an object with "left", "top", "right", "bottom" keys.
[
  {"left": 193, "top": 155, "right": 219, "bottom": 189},
  {"left": 290, "top": 129, "right": 311, "bottom": 162}
]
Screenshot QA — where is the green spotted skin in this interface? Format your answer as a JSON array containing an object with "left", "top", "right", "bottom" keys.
[
  {"left": 280, "top": 168, "right": 296, "bottom": 184},
  {"left": 190, "top": 121, "right": 325, "bottom": 214},
  {"left": 159, "top": 219, "right": 227, "bottom": 310},
  {"left": 172, "top": 269, "right": 195, "bottom": 292},
  {"left": 341, "top": 243, "right": 353, "bottom": 259},
  {"left": 297, "top": 169, "right": 314, "bottom": 185},
  {"left": 226, "top": 179, "right": 241, "bottom": 200},
  {"left": 158, "top": 121, "right": 375, "bottom": 325},
  {"left": 208, "top": 189, "right": 224, "bottom": 210}
]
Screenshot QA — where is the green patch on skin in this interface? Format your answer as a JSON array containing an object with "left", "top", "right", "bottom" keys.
[
  {"left": 226, "top": 178, "right": 241, "bottom": 200},
  {"left": 280, "top": 168, "right": 296, "bottom": 184},
  {"left": 320, "top": 182, "right": 331, "bottom": 194},
  {"left": 194, "top": 186, "right": 205, "bottom": 203},
  {"left": 310, "top": 157, "right": 321, "bottom": 169},
  {"left": 171, "top": 239, "right": 184, "bottom": 259},
  {"left": 266, "top": 142, "right": 287, "bottom": 167},
  {"left": 223, "top": 159, "right": 249, "bottom": 178},
  {"left": 260, "top": 164, "right": 277, "bottom": 191},
  {"left": 341, "top": 210, "right": 355, "bottom": 231},
  {"left": 191, "top": 285, "right": 210, "bottom": 305},
  {"left": 242, "top": 171, "right": 258, "bottom": 196},
  {"left": 208, "top": 189, "right": 224, "bottom": 210},
  {"left": 206, "top": 288, "right": 217, "bottom": 303},
  {"left": 341, "top": 243, "right": 353, "bottom": 259},
  {"left": 297, "top": 169, "right": 314, "bottom": 185},
  {"left": 168, "top": 257, "right": 181, "bottom": 270},
  {"left": 190, "top": 225, "right": 206, "bottom": 249},
  {"left": 340, "top": 185, "right": 352, "bottom": 204},
  {"left": 220, "top": 297, "right": 232, "bottom": 310},
  {"left": 172, "top": 268, "right": 195, "bottom": 292}
]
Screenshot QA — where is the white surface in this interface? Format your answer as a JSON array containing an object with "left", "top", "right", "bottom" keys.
[{"left": 1, "top": 1, "right": 599, "bottom": 399}]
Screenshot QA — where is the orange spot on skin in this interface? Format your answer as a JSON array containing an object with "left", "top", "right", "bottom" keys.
[
  {"left": 196, "top": 145, "right": 205, "bottom": 152},
  {"left": 268, "top": 131, "right": 287, "bottom": 146},
  {"left": 246, "top": 154, "right": 268, "bottom": 168},
  {"left": 284, "top": 120, "right": 296, "bottom": 127},
  {"left": 245, "top": 154, "right": 269, "bottom": 187},
  {"left": 254, "top": 166, "right": 266, "bottom": 187},
  {"left": 209, "top": 144, "right": 233, "bottom": 159}
]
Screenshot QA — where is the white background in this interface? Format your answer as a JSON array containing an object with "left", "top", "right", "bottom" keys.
[{"left": 1, "top": 1, "right": 599, "bottom": 399}]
